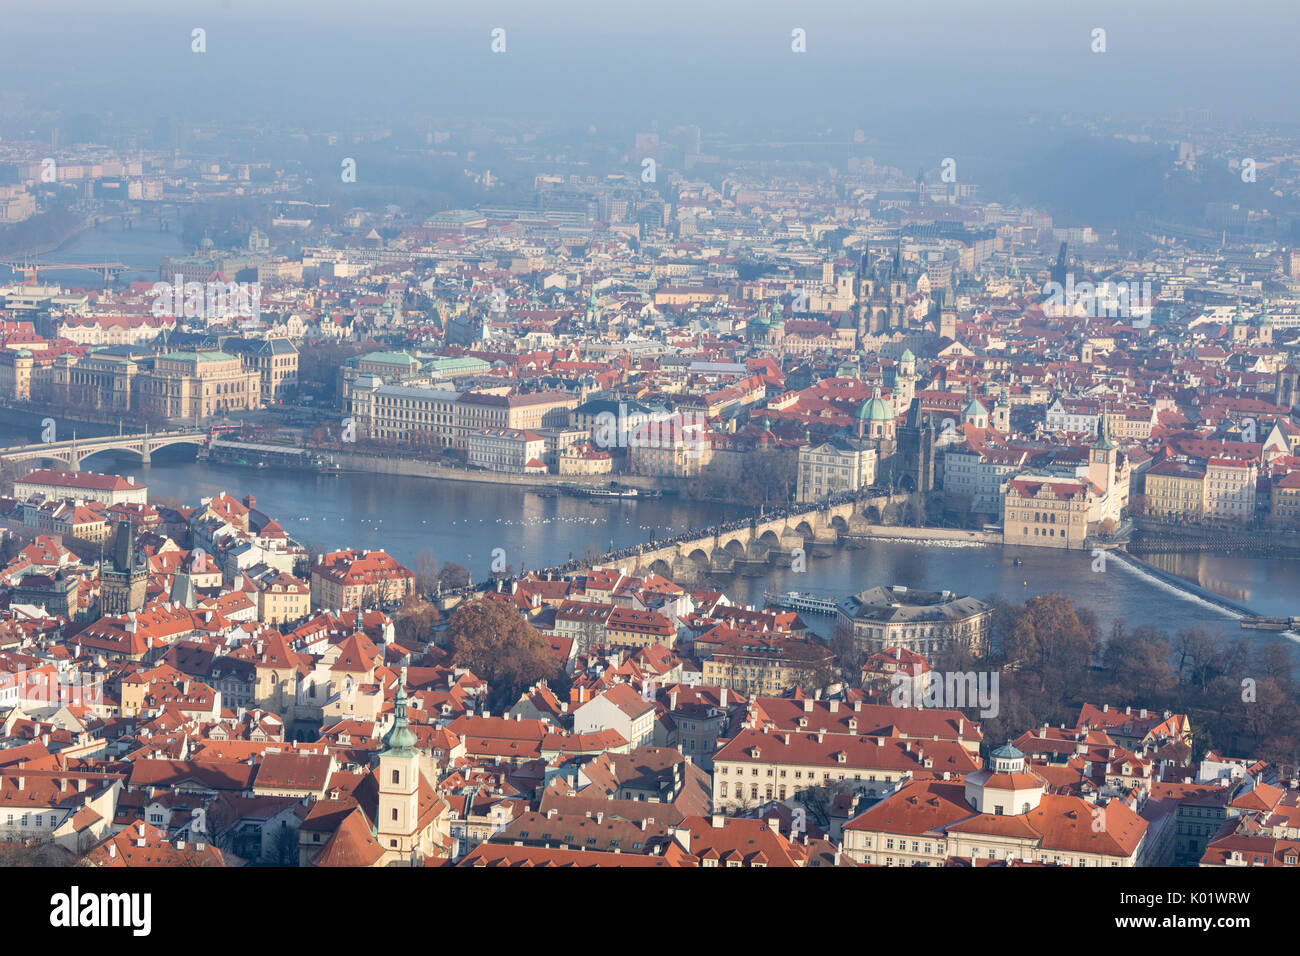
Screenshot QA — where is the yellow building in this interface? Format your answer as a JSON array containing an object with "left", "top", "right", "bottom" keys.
[
  {"left": 1270, "top": 470, "right": 1300, "bottom": 528},
  {"left": 605, "top": 608, "right": 676, "bottom": 650},
  {"left": 1003, "top": 475, "right": 1091, "bottom": 549},
  {"left": 310, "top": 549, "right": 414, "bottom": 610},
  {"left": 1144, "top": 460, "right": 1205, "bottom": 520},
  {"left": 0, "top": 348, "right": 35, "bottom": 400},
  {"left": 137, "top": 351, "right": 261, "bottom": 421},
  {"left": 247, "top": 570, "right": 311, "bottom": 625}
]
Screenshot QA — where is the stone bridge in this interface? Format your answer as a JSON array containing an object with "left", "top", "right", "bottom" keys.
[
  {"left": 578, "top": 492, "right": 911, "bottom": 583},
  {"left": 0, "top": 429, "right": 209, "bottom": 470}
]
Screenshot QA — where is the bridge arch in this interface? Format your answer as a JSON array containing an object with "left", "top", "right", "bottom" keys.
[
  {"left": 751, "top": 529, "right": 782, "bottom": 561},
  {"left": 794, "top": 520, "right": 815, "bottom": 540},
  {"left": 722, "top": 538, "right": 747, "bottom": 560},
  {"left": 647, "top": 557, "right": 673, "bottom": 578}
]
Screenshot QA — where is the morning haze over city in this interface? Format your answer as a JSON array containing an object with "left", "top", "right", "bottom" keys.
[{"left": 0, "top": 0, "right": 1295, "bottom": 934}]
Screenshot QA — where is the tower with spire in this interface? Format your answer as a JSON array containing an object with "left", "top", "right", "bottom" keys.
[
  {"left": 375, "top": 675, "right": 423, "bottom": 863},
  {"left": 993, "top": 387, "right": 1011, "bottom": 434},
  {"left": 1089, "top": 406, "right": 1118, "bottom": 501}
]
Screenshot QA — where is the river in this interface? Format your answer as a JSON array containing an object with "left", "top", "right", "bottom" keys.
[
  {"left": 5, "top": 430, "right": 1289, "bottom": 655},
  {"left": 0, "top": 215, "right": 186, "bottom": 286}
]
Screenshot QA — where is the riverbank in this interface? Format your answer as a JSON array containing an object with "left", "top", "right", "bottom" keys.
[
  {"left": 844, "top": 525, "right": 1000, "bottom": 546},
  {"left": 0, "top": 211, "right": 91, "bottom": 261},
  {"left": 312, "top": 447, "right": 688, "bottom": 492},
  {"left": 1132, "top": 518, "right": 1300, "bottom": 557},
  {"left": 0, "top": 402, "right": 140, "bottom": 438}
]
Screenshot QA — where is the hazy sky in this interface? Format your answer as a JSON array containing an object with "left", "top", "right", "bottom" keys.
[{"left": 3, "top": 0, "right": 1298, "bottom": 131}]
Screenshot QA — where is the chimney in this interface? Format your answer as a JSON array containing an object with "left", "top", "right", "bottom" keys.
[
  {"left": 828, "top": 700, "right": 839, "bottom": 713},
  {"left": 719, "top": 688, "right": 727, "bottom": 707},
  {"left": 669, "top": 690, "right": 678, "bottom": 710},
  {"left": 711, "top": 814, "right": 724, "bottom": 829},
  {"left": 767, "top": 818, "right": 780, "bottom": 833},
  {"left": 16, "top": 777, "right": 23, "bottom": 790},
  {"left": 595, "top": 812, "right": 604, "bottom": 824},
  {"left": 803, "top": 698, "right": 814, "bottom": 713},
  {"left": 109, "top": 843, "right": 116, "bottom": 859},
  {"left": 78, "top": 778, "right": 86, "bottom": 792}
]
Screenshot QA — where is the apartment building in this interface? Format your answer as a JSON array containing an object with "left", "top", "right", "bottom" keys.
[
  {"left": 1203, "top": 457, "right": 1256, "bottom": 524},
  {"left": 1144, "top": 459, "right": 1206, "bottom": 521},
  {"left": 696, "top": 627, "right": 833, "bottom": 696},
  {"left": 348, "top": 380, "right": 576, "bottom": 451},
  {"left": 571, "top": 685, "right": 657, "bottom": 750},
  {"left": 941, "top": 445, "right": 1027, "bottom": 517},
  {"left": 310, "top": 549, "right": 415, "bottom": 610},
  {"left": 796, "top": 436, "right": 877, "bottom": 503},
  {"left": 1270, "top": 470, "right": 1300, "bottom": 527},
  {"left": 712, "top": 726, "right": 980, "bottom": 812},
  {"left": 14, "top": 470, "right": 148, "bottom": 506},
  {"left": 466, "top": 427, "right": 547, "bottom": 474}
]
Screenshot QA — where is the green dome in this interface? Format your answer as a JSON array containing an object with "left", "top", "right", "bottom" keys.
[
  {"left": 990, "top": 742, "right": 1024, "bottom": 760},
  {"left": 857, "top": 390, "right": 894, "bottom": 422},
  {"left": 963, "top": 395, "right": 988, "bottom": 418},
  {"left": 899, "top": 347, "right": 915, "bottom": 363}
]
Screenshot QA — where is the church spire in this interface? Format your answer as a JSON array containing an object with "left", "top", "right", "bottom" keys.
[
  {"left": 1094, "top": 405, "right": 1117, "bottom": 451},
  {"left": 382, "top": 679, "right": 417, "bottom": 756}
]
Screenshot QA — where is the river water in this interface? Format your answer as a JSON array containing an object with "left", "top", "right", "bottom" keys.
[
  {"left": 6, "top": 436, "right": 1288, "bottom": 654},
  {"left": 1, "top": 215, "right": 185, "bottom": 286}
]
